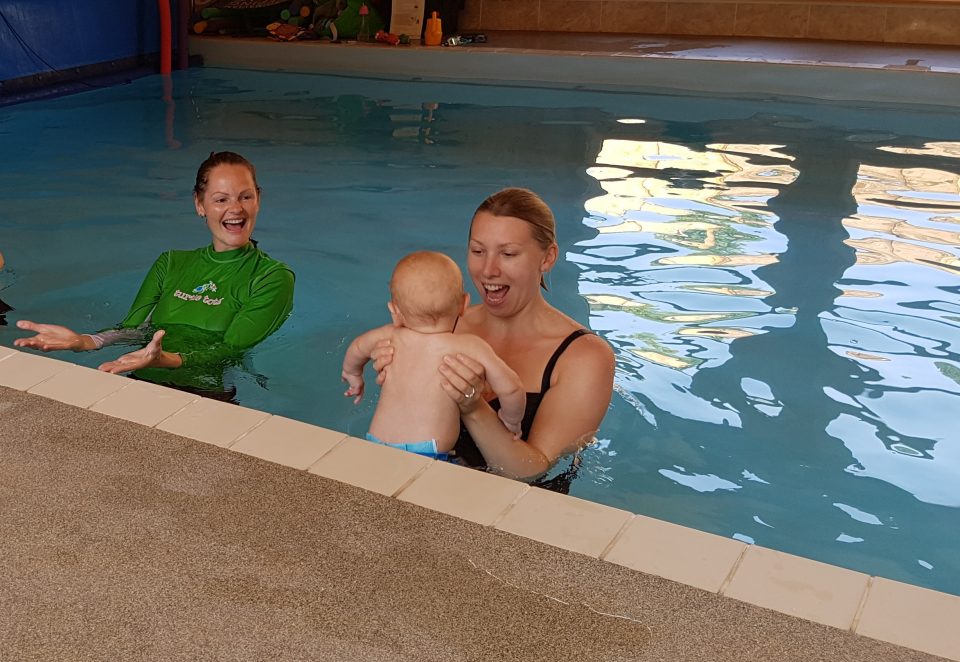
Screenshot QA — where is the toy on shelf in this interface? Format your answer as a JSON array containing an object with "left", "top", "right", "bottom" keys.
[
  {"left": 280, "top": 0, "right": 313, "bottom": 25},
  {"left": 312, "top": 0, "right": 384, "bottom": 40},
  {"left": 423, "top": 11, "right": 442, "bottom": 46},
  {"left": 191, "top": 0, "right": 288, "bottom": 35},
  {"left": 374, "top": 30, "right": 400, "bottom": 45}
]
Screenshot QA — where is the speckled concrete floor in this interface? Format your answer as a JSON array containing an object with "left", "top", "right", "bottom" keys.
[{"left": 1, "top": 385, "right": 946, "bottom": 661}]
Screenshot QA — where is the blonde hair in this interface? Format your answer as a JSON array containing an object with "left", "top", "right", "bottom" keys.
[
  {"left": 473, "top": 187, "right": 557, "bottom": 290},
  {"left": 390, "top": 251, "right": 464, "bottom": 325}
]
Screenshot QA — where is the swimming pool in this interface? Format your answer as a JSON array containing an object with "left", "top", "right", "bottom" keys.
[{"left": 1, "top": 66, "right": 958, "bottom": 596}]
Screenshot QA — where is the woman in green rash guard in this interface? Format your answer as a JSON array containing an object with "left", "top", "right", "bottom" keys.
[{"left": 14, "top": 151, "right": 295, "bottom": 400}]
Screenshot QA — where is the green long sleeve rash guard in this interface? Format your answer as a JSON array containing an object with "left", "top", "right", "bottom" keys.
[{"left": 109, "top": 243, "right": 294, "bottom": 389}]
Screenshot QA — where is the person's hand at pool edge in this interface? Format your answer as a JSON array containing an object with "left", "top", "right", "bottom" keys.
[
  {"left": 98, "top": 329, "right": 182, "bottom": 374},
  {"left": 14, "top": 320, "right": 100, "bottom": 352}
]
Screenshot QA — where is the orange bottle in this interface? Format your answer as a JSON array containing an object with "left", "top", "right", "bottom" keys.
[{"left": 424, "top": 11, "right": 442, "bottom": 46}]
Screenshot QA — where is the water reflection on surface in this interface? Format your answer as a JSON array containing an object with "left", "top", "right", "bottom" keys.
[{"left": 571, "top": 122, "right": 960, "bottom": 594}]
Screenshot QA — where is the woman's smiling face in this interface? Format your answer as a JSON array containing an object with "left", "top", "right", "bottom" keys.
[
  {"left": 194, "top": 163, "right": 260, "bottom": 252},
  {"left": 467, "top": 210, "right": 556, "bottom": 316}
]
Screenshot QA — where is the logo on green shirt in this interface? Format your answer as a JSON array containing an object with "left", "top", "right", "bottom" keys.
[
  {"left": 174, "top": 280, "right": 223, "bottom": 306},
  {"left": 192, "top": 281, "right": 218, "bottom": 294}
]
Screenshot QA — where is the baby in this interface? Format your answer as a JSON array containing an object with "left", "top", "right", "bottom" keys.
[{"left": 341, "top": 251, "right": 525, "bottom": 459}]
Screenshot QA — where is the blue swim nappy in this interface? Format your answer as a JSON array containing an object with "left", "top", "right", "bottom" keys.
[{"left": 365, "top": 433, "right": 450, "bottom": 461}]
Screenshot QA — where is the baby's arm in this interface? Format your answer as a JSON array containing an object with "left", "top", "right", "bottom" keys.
[
  {"left": 465, "top": 337, "right": 526, "bottom": 438},
  {"left": 342, "top": 325, "right": 394, "bottom": 404}
]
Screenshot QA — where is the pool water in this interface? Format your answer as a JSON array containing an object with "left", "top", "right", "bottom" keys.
[{"left": 1, "top": 67, "right": 958, "bottom": 595}]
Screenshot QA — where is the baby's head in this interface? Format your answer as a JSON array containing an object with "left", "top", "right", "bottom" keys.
[{"left": 389, "top": 251, "right": 466, "bottom": 330}]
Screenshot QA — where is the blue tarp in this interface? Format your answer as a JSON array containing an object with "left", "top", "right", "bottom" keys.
[{"left": 0, "top": 0, "right": 162, "bottom": 82}]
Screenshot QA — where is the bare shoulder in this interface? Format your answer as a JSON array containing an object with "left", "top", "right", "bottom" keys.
[
  {"left": 572, "top": 330, "right": 615, "bottom": 360},
  {"left": 555, "top": 330, "right": 615, "bottom": 381}
]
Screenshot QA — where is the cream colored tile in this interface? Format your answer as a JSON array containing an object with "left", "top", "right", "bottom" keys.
[
  {"left": 309, "top": 436, "right": 431, "bottom": 497},
  {"left": 480, "top": 0, "right": 539, "bottom": 30},
  {"left": 601, "top": 1, "right": 668, "bottom": 34},
  {"left": 90, "top": 379, "right": 199, "bottom": 427},
  {"left": 603, "top": 515, "right": 746, "bottom": 592},
  {"left": 495, "top": 487, "right": 632, "bottom": 558},
  {"left": 156, "top": 398, "right": 269, "bottom": 447},
  {"left": 856, "top": 577, "right": 960, "bottom": 661},
  {"left": 398, "top": 461, "right": 529, "bottom": 525},
  {"left": 231, "top": 415, "right": 346, "bottom": 470},
  {"left": 0, "top": 346, "right": 15, "bottom": 361},
  {"left": 665, "top": 2, "right": 736, "bottom": 36},
  {"left": 735, "top": 3, "right": 808, "bottom": 38},
  {"left": 885, "top": 7, "right": 960, "bottom": 46},
  {"left": 0, "top": 352, "right": 71, "bottom": 390},
  {"left": 539, "top": 0, "right": 603, "bottom": 32},
  {"left": 724, "top": 546, "right": 869, "bottom": 630},
  {"left": 27, "top": 364, "right": 130, "bottom": 408},
  {"left": 807, "top": 5, "right": 885, "bottom": 43}
]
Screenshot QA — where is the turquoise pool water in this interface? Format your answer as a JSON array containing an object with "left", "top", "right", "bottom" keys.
[{"left": 1, "top": 67, "right": 958, "bottom": 595}]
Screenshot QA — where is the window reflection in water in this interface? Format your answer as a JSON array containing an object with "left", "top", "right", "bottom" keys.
[{"left": 569, "top": 127, "right": 960, "bottom": 589}]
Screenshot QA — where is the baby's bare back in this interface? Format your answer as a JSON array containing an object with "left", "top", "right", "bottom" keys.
[{"left": 368, "top": 328, "right": 470, "bottom": 450}]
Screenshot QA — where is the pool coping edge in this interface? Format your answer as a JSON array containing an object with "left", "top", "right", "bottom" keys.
[{"left": 1, "top": 347, "right": 957, "bottom": 661}]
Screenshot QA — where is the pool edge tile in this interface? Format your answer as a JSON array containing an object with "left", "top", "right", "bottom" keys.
[
  {"left": 26, "top": 364, "right": 130, "bottom": 409},
  {"left": 0, "top": 350, "right": 72, "bottom": 390},
  {"left": 308, "top": 435, "right": 432, "bottom": 497},
  {"left": 231, "top": 415, "right": 347, "bottom": 470},
  {"left": 723, "top": 545, "right": 870, "bottom": 630},
  {"left": 856, "top": 577, "right": 960, "bottom": 661},
  {"left": 90, "top": 379, "right": 200, "bottom": 427},
  {"left": 602, "top": 514, "right": 747, "bottom": 593},
  {"left": 155, "top": 398, "right": 271, "bottom": 448},
  {"left": 494, "top": 487, "right": 634, "bottom": 559},
  {"left": 397, "top": 461, "right": 529, "bottom": 526}
]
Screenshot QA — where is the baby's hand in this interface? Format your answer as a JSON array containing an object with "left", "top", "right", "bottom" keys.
[
  {"left": 341, "top": 371, "right": 365, "bottom": 404},
  {"left": 498, "top": 411, "right": 523, "bottom": 440}
]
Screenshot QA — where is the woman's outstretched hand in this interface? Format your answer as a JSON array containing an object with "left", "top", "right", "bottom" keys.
[
  {"left": 98, "top": 330, "right": 166, "bottom": 374},
  {"left": 14, "top": 320, "right": 93, "bottom": 352},
  {"left": 439, "top": 353, "right": 487, "bottom": 414}
]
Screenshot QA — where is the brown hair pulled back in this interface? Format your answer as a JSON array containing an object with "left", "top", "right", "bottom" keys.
[
  {"left": 193, "top": 151, "right": 260, "bottom": 198},
  {"left": 473, "top": 187, "right": 557, "bottom": 290}
]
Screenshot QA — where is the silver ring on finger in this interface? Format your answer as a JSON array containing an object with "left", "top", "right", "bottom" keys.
[{"left": 465, "top": 386, "right": 476, "bottom": 400}]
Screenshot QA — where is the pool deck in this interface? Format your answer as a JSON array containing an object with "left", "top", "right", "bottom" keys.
[
  {"left": 189, "top": 30, "right": 960, "bottom": 106},
  {"left": 3, "top": 347, "right": 960, "bottom": 661},
  {"left": 5, "top": 32, "right": 960, "bottom": 660}
]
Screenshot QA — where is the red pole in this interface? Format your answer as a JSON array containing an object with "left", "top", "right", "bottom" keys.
[{"left": 158, "top": 0, "right": 172, "bottom": 75}]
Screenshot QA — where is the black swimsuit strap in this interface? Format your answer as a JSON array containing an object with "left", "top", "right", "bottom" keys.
[{"left": 539, "top": 328, "right": 592, "bottom": 393}]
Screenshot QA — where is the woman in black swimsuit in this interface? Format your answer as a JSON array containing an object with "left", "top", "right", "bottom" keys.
[{"left": 418, "top": 188, "right": 616, "bottom": 482}]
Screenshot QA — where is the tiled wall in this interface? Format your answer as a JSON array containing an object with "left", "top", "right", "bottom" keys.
[{"left": 458, "top": 0, "right": 960, "bottom": 46}]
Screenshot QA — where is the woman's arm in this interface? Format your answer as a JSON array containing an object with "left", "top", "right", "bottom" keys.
[
  {"left": 98, "top": 330, "right": 181, "bottom": 373},
  {"left": 14, "top": 253, "right": 169, "bottom": 354},
  {"left": 119, "top": 252, "right": 169, "bottom": 328},
  {"left": 462, "top": 337, "right": 525, "bottom": 438},
  {"left": 14, "top": 321, "right": 100, "bottom": 351},
  {"left": 522, "top": 333, "right": 614, "bottom": 466},
  {"left": 441, "top": 334, "right": 615, "bottom": 480}
]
